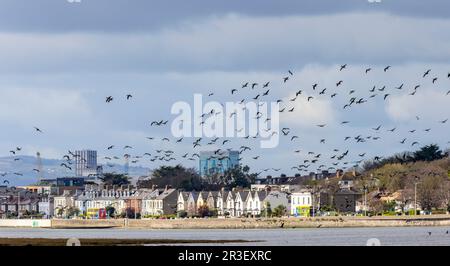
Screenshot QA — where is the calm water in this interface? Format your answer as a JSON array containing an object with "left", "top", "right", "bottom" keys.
[{"left": 0, "top": 227, "right": 449, "bottom": 246}]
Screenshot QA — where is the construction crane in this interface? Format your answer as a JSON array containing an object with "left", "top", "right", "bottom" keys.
[{"left": 36, "top": 152, "right": 44, "bottom": 181}]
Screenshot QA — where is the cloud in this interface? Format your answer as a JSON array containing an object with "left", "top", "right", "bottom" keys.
[
  {"left": 0, "top": 87, "right": 91, "bottom": 128},
  {"left": 1, "top": 12, "right": 450, "bottom": 74},
  {"left": 1, "top": 0, "right": 450, "bottom": 33},
  {"left": 1, "top": 8, "right": 450, "bottom": 181},
  {"left": 386, "top": 88, "right": 450, "bottom": 122}
]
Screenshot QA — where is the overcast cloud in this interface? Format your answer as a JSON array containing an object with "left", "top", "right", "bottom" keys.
[{"left": 0, "top": 0, "right": 449, "bottom": 184}]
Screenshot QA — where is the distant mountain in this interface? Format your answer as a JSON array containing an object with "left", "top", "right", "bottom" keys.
[{"left": 0, "top": 156, "right": 151, "bottom": 186}]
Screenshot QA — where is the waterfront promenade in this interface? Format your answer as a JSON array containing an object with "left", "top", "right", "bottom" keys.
[{"left": 2, "top": 215, "right": 450, "bottom": 229}]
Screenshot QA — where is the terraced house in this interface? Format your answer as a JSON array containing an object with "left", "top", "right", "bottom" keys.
[
  {"left": 74, "top": 187, "right": 131, "bottom": 217},
  {"left": 141, "top": 187, "right": 177, "bottom": 216},
  {"left": 177, "top": 189, "right": 286, "bottom": 218}
]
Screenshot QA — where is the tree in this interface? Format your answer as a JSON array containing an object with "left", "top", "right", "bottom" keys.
[
  {"left": 261, "top": 202, "right": 272, "bottom": 218},
  {"left": 369, "top": 198, "right": 384, "bottom": 215},
  {"left": 105, "top": 205, "right": 116, "bottom": 218},
  {"left": 56, "top": 207, "right": 65, "bottom": 217},
  {"left": 66, "top": 207, "right": 80, "bottom": 218},
  {"left": 177, "top": 210, "right": 188, "bottom": 218},
  {"left": 122, "top": 207, "right": 137, "bottom": 219},
  {"left": 197, "top": 204, "right": 210, "bottom": 217},
  {"left": 413, "top": 144, "right": 446, "bottom": 162},
  {"left": 220, "top": 165, "right": 257, "bottom": 189},
  {"left": 418, "top": 174, "right": 446, "bottom": 211},
  {"left": 99, "top": 173, "right": 130, "bottom": 186},
  {"left": 383, "top": 201, "right": 396, "bottom": 213},
  {"left": 272, "top": 205, "right": 287, "bottom": 217},
  {"left": 371, "top": 163, "right": 408, "bottom": 193},
  {"left": 139, "top": 165, "right": 205, "bottom": 191}
]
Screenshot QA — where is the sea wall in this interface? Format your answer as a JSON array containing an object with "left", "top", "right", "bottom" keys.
[
  {"left": 127, "top": 216, "right": 450, "bottom": 229},
  {"left": 51, "top": 219, "right": 124, "bottom": 228},
  {"left": 0, "top": 219, "right": 51, "bottom": 228},
  {"left": 2, "top": 216, "right": 450, "bottom": 229}
]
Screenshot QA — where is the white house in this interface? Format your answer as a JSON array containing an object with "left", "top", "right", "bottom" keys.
[
  {"left": 206, "top": 191, "right": 218, "bottom": 212},
  {"left": 244, "top": 192, "right": 254, "bottom": 216},
  {"left": 38, "top": 196, "right": 54, "bottom": 218},
  {"left": 224, "top": 191, "right": 235, "bottom": 217},
  {"left": 186, "top": 192, "right": 198, "bottom": 216},
  {"left": 53, "top": 190, "right": 78, "bottom": 217},
  {"left": 196, "top": 192, "right": 207, "bottom": 209},
  {"left": 290, "top": 190, "right": 312, "bottom": 216},
  {"left": 234, "top": 191, "right": 249, "bottom": 217},
  {"left": 142, "top": 189, "right": 173, "bottom": 216},
  {"left": 74, "top": 188, "right": 131, "bottom": 217},
  {"left": 214, "top": 191, "right": 224, "bottom": 215},
  {"left": 177, "top": 192, "right": 190, "bottom": 213},
  {"left": 250, "top": 191, "right": 264, "bottom": 216}
]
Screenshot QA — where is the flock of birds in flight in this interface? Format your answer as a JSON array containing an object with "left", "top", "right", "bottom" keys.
[{"left": 1, "top": 64, "right": 450, "bottom": 184}]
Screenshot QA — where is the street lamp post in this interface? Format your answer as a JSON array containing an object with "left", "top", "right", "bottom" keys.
[
  {"left": 414, "top": 182, "right": 418, "bottom": 216},
  {"left": 363, "top": 186, "right": 368, "bottom": 217},
  {"left": 413, "top": 176, "right": 421, "bottom": 216},
  {"left": 17, "top": 191, "right": 21, "bottom": 219},
  {"left": 311, "top": 189, "right": 315, "bottom": 218}
]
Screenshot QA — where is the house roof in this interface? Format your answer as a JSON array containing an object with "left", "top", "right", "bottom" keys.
[
  {"left": 197, "top": 191, "right": 207, "bottom": 200},
  {"left": 380, "top": 190, "right": 409, "bottom": 202},
  {"left": 3, "top": 198, "right": 39, "bottom": 205},
  {"left": 156, "top": 188, "right": 176, "bottom": 200},
  {"left": 179, "top": 192, "right": 190, "bottom": 201},
  {"left": 253, "top": 191, "right": 266, "bottom": 201},
  {"left": 335, "top": 188, "right": 361, "bottom": 195},
  {"left": 224, "top": 191, "right": 234, "bottom": 200},
  {"left": 237, "top": 191, "right": 250, "bottom": 201},
  {"left": 189, "top": 191, "right": 199, "bottom": 201},
  {"left": 208, "top": 191, "right": 220, "bottom": 198},
  {"left": 265, "top": 191, "right": 289, "bottom": 199},
  {"left": 340, "top": 172, "right": 356, "bottom": 181}
]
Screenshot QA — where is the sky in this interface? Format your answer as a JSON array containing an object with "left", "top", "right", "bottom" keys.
[{"left": 0, "top": 0, "right": 449, "bottom": 183}]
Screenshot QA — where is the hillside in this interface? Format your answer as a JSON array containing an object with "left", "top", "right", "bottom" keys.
[{"left": 0, "top": 156, "right": 151, "bottom": 186}]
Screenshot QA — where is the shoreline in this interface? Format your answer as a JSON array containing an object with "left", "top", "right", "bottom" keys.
[
  {"left": 2, "top": 215, "right": 450, "bottom": 229},
  {"left": 0, "top": 238, "right": 257, "bottom": 246}
]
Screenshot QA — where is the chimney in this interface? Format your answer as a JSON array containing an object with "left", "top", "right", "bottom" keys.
[{"left": 336, "top": 169, "right": 343, "bottom": 179}]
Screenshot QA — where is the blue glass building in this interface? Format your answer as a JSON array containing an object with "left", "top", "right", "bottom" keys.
[{"left": 199, "top": 150, "right": 240, "bottom": 177}]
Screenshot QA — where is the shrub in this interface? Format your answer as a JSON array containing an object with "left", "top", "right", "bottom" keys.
[{"left": 177, "top": 210, "right": 188, "bottom": 218}]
